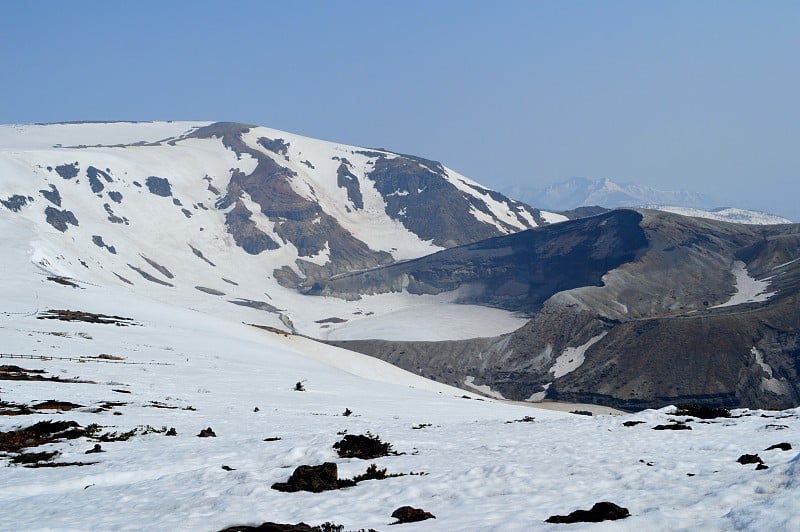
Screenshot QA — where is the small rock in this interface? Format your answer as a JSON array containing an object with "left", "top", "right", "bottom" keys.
[
  {"left": 165, "top": 427, "right": 177, "bottom": 436},
  {"left": 622, "top": 421, "right": 644, "bottom": 427},
  {"left": 198, "top": 427, "right": 216, "bottom": 438},
  {"left": 85, "top": 444, "right": 104, "bottom": 454},
  {"left": 737, "top": 454, "right": 763, "bottom": 465},
  {"left": 222, "top": 465, "right": 236, "bottom": 471},
  {"left": 755, "top": 463, "right": 769, "bottom": 470},
  {"left": 253, "top": 407, "right": 260, "bottom": 412},
  {"left": 390, "top": 506, "right": 435, "bottom": 524},
  {"left": 218, "top": 522, "right": 319, "bottom": 531},
  {"left": 764, "top": 442, "right": 792, "bottom": 451},
  {"left": 653, "top": 423, "right": 692, "bottom": 431},
  {"left": 545, "top": 502, "right": 630, "bottom": 524}
]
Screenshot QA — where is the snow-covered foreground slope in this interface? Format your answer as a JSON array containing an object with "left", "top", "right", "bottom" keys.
[{"left": 1, "top": 219, "right": 799, "bottom": 531}]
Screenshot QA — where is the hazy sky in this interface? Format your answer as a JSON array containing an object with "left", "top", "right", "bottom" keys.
[{"left": 2, "top": 1, "right": 798, "bottom": 219}]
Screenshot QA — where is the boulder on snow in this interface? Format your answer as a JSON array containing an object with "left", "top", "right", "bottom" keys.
[
  {"left": 737, "top": 454, "right": 763, "bottom": 465},
  {"left": 390, "top": 506, "right": 435, "bottom": 524},
  {"left": 271, "top": 462, "right": 340, "bottom": 493},
  {"left": 764, "top": 442, "right": 792, "bottom": 451},
  {"left": 545, "top": 502, "right": 630, "bottom": 524},
  {"left": 198, "top": 427, "right": 216, "bottom": 438}
]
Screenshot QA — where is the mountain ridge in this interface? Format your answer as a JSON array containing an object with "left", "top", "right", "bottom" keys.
[{"left": 506, "top": 176, "right": 793, "bottom": 224}]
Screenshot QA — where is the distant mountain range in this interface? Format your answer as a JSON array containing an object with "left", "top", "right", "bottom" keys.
[{"left": 504, "top": 177, "right": 793, "bottom": 224}]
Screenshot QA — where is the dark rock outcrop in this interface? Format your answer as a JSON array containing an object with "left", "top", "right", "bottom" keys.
[
  {"left": 545, "top": 502, "right": 630, "bottom": 524},
  {"left": 145, "top": 176, "right": 172, "bottom": 197},
  {"left": 737, "top": 454, "right": 763, "bottom": 465},
  {"left": 367, "top": 153, "right": 537, "bottom": 247},
  {"left": 390, "top": 506, "right": 435, "bottom": 524},
  {"left": 55, "top": 162, "right": 79, "bottom": 179},
  {"left": 765, "top": 442, "right": 792, "bottom": 451},
  {"left": 271, "top": 462, "right": 340, "bottom": 493},
  {"left": 336, "top": 163, "right": 363, "bottom": 210},
  {"left": 192, "top": 123, "right": 394, "bottom": 287},
  {"left": 314, "top": 209, "right": 648, "bottom": 311},
  {"left": 1, "top": 195, "right": 30, "bottom": 212},
  {"left": 40, "top": 185, "right": 62, "bottom": 206},
  {"left": 44, "top": 206, "right": 79, "bottom": 232}
]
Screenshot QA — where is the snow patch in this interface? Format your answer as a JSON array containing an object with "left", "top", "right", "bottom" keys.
[
  {"left": 711, "top": 261, "right": 775, "bottom": 308},
  {"left": 751, "top": 347, "right": 789, "bottom": 395},
  {"left": 527, "top": 382, "right": 551, "bottom": 402},
  {"left": 464, "top": 376, "right": 507, "bottom": 399},
  {"left": 647, "top": 205, "right": 792, "bottom": 225},
  {"left": 551, "top": 333, "right": 608, "bottom": 379},
  {"left": 539, "top": 210, "right": 569, "bottom": 224}
]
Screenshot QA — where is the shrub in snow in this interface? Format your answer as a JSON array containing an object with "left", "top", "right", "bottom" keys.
[
  {"left": 333, "top": 433, "right": 393, "bottom": 459},
  {"left": 674, "top": 404, "right": 731, "bottom": 419}
]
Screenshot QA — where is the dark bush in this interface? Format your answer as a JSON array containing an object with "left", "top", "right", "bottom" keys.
[
  {"left": 674, "top": 404, "right": 731, "bottom": 419},
  {"left": 333, "top": 433, "right": 392, "bottom": 459}
]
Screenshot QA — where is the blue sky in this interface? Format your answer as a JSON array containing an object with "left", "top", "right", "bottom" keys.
[{"left": 2, "top": 1, "right": 798, "bottom": 219}]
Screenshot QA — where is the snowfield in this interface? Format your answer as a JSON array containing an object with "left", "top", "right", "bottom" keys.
[
  {"left": 711, "top": 261, "right": 775, "bottom": 309},
  {"left": 1, "top": 219, "right": 799, "bottom": 531},
  {"left": 0, "top": 121, "right": 539, "bottom": 343}
]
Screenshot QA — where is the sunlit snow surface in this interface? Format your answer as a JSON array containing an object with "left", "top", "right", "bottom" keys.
[
  {"left": 0, "top": 121, "right": 532, "bottom": 343},
  {"left": 1, "top": 219, "right": 799, "bottom": 531},
  {"left": 711, "top": 261, "right": 775, "bottom": 308},
  {"left": 646, "top": 205, "right": 793, "bottom": 225}
]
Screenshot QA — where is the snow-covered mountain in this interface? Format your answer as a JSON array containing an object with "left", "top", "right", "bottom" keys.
[
  {"left": 1, "top": 196, "right": 799, "bottom": 531},
  {"left": 0, "top": 121, "right": 554, "bottom": 340},
  {"left": 2, "top": 121, "right": 800, "bottom": 530},
  {"left": 506, "top": 177, "right": 710, "bottom": 211},
  {"left": 506, "top": 177, "right": 793, "bottom": 224},
  {"left": 643, "top": 205, "right": 792, "bottom": 225}
]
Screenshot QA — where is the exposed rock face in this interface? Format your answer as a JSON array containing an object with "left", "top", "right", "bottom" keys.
[
  {"left": 39, "top": 185, "right": 61, "bottom": 206},
  {"left": 54, "top": 163, "right": 79, "bottom": 179},
  {"left": 145, "top": 176, "right": 172, "bottom": 197},
  {"left": 328, "top": 210, "right": 800, "bottom": 410},
  {"left": 44, "top": 206, "right": 79, "bottom": 232},
  {"left": 191, "top": 123, "right": 394, "bottom": 288},
  {"left": 336, "top": 162, "right": 363, "bottom": 210},
  {"left": 366, "top": 153, "right": 539, "bottom": 247},
  {"left": 314, "top": 210, "right": 648, "bottom": 311},
  {"left": 1, "top": 195, "right": 30, "bottom": 212}
]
